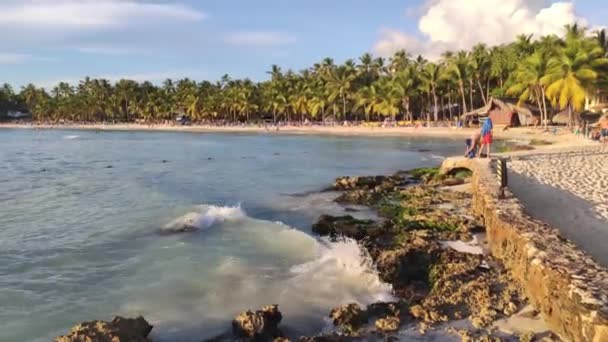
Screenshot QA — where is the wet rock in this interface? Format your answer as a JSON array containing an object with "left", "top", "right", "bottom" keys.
[
  {"left": 334, "top": 189, "right": 383, "bottom": 205},
  {"left": 366, "top": 302, "right": 402, "bottom": 318},
  {"left": 329, "top": 176, "right": 389, "bottom": 191},
  {"left": 441, "top": 178, "right": 465, "bottom": 186},
  {"left": 232, "top": 305, "right": 283, "bottom": 341},
  {"left": 105, "top": 165, "right": 113, "bottom": 169},
  {"left": 329, "top": 303, "right": 368, "bottom": 336},
  {"left": 159, "top": 212, "right": 202, "bottom": 235},
  {"left": 374, "top": 316, "right": 400, "bottom": 332},
  {"left": 298, "top": 334, "right": 356, "bottom": 342},
  {"left": 311, "top": 215, "right": 378, "bottom": 241},
  {"left": 54, "top": 316, "right": 152, "bottom": 342}
]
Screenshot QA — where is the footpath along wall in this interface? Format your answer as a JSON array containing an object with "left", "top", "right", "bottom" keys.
[{"left": 440, "top": 158, "right": 608, "bottom": 342}]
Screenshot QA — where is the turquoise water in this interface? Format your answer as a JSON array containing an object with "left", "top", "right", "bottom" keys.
[{"left": 0, "top": 129, "right": 462, "bottom": 341}]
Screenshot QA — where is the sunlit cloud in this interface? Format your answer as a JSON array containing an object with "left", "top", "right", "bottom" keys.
[{"left": 374, "top": 0, "right": 585, "bottom": 59}]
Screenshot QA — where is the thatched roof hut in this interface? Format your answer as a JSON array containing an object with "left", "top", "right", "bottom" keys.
[
  {"left": 461, "top": 97, "right": 540, "bottom": 126},
  {"left": 552, "top": 110, "right": 601, "bottom": 125}
]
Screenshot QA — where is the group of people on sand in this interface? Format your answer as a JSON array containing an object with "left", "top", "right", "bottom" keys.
[{"left": 464, "top": 118, "right": 493, "bottom": 158}]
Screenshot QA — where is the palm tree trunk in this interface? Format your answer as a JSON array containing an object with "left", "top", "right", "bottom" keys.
[
  {"left": 486, "top": 79, "right": 491, "bottom": 103},
  {"left": 448, "top": 92, "right": 453, "bottom": 120},
  {"left": 477, "top": 78, "right": 487, "bottom": 105},
  {"left": 440, "top": 95, "right": 445, "bottom": 121},
  {"left": 469, "top": 79, "right": 474, "bottom": 110},
  {"left": 541, "top": 87, "right": 548, "bottom": 130},
  {"left": 432, "top": 86, "right": 439, "bottom": 122},
  {"left": 568, "top": 103, "right": 573, "bottom": 129},
  {"left": 341, "top": 91, "right": 346, "bottom": 120},
  {"left": 459, "top": 81, "right": 468, "bottom": 114}
]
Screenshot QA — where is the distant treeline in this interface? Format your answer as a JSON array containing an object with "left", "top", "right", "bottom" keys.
[{"left": 1, "top": 24, "right": 606, "bottom": 127}]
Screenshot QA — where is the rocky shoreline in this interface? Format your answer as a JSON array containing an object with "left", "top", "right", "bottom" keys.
[{"left": 54, "top": 167, "right": 560, "bottom": 342}]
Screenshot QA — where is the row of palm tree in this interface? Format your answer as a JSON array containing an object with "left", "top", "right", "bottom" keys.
[{"left": 1, "top": 25, "right": 607, "bottom": 127}]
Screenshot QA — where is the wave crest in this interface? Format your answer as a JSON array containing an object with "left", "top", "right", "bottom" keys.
[{"left": 161, "top": 205, "right": 245, "bottom": 233}]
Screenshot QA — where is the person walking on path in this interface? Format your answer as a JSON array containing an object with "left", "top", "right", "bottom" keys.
[{"left": 478, "top": 117, "right": 493, "bottom": 158}]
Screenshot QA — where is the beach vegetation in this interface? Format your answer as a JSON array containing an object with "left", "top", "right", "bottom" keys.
[{"left": 1, "top": 25, "right": 606, "bottom": 127}]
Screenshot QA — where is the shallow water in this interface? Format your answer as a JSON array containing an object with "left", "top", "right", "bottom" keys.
[{"left": 0, "top": 129, "right": 463, "bottom": 341}]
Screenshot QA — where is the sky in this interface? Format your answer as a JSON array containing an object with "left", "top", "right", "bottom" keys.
[{"left": 0, "top": 0, "right": 605, "bottom": 88}]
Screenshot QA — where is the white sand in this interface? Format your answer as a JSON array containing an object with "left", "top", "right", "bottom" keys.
[
  {"left": 510, "top": 146, "right": 608, "bottom": 221},
  {"left": 508, "top": 145, "right": 608, "bottom": 266}
]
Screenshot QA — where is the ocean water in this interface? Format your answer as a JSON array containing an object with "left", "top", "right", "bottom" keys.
[{"left": 0, "top": 129, "right": 463, "bottom": 341}]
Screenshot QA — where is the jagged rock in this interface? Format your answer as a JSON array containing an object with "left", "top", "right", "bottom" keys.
[
  {"left": 374, "top": 316, "right": 400, "bottom": 332},
  {"left": 329, "top": 303, "right": 368, "bottom": 336},
  {"left": 329, "top": 176, "right": 389, "bottom": 191},
  {"left": 232, "top": 305, "right": 283, "bottom": 341},
  {"left": 366, "top": 302, "right": 401, "bottom": 318},
  {"left": 327, "top": 175, "right": 409, "bottom": 206},
  {"left": 54, "top": 316, "right": 152, "bottom": 342},
  {"left": 441, "top": 178, "right": 465, "bottom": 186},
  {"left": 334, "top": 189, "right": 383, "bottom": 205},
  {"left": 298, "top": 334, "right": 357, "bottom": 342},
  {"left": 311, "top": 215, "right": 378, "bottom": 241}
]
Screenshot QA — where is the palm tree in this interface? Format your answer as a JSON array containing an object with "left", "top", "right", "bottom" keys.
[
  {"left": 507, "top": 51, "right": 551, "bottom": 129},
  {"left": 542, "top": 34, "right": 608, "bottom": 127},
  {"left": 448, "top": 51, "right": 471, "bottom": 114},
  {"left": 421, "top": 62, "right": 442, "bottom": 121},
  {"left": 390, "top": 50, "right": 410, "bottom": 75},
  {"left": 595, "top": 29, "right": 608, "bottom": 57},
  {"left": 374, "top": 77, "right": 402, "bottom": 120},
  {"left": 513, "top": 34, "right": 535, "bottom": 58},
  {"left": 325, "top": 65, "right": 356, "bottom": 120},
  {"left": 471, "top": 44, "right": 491, "bottom": 105}
]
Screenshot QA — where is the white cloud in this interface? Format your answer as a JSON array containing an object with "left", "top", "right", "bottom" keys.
[
  {"left": 374, "top": 0, "right": 585, "bottom": 58},
  {"left": 0, "top": 53, "right": 57, "bottom": 64},
  {"left": 225, "top": 31, "right": 296, "bottom": 47},
  {"left": 0, "top": 53, "right": 31, "bottom": 64},
  {"left": 73, "top": 45, "right": 146, "bottom": 56},
  {"left": 0, "top": 0, "right": 205, "bottom": 30}
]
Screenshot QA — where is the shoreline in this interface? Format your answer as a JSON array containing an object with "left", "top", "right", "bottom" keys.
[{"left": 1, "top": 122, "right": 599, "bottom": 152}]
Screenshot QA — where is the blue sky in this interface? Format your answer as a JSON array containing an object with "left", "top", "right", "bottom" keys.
[{"left": 0, "top": 0, "right": 604, "bottom": 88}]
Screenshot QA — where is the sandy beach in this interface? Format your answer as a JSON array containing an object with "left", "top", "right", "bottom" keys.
[
  {"left": 508, "top": 145, "right": 608, "bottom": 266},
  {"left": 0, "top": 122, "right": 597, "bottom": 146}
]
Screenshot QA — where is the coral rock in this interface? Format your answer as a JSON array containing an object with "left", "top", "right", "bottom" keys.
[
  {"left": 329, "top": 303, "right": 368, "bottom": 336},
  {"left": 54, "top": 316, "right": 152, "bottom": 342},
  {"left": 232, "top": 305, "right": 283, "bottom": 341}
]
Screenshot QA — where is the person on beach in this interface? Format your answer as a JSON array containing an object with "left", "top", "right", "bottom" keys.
[
  {"left": 600, "top": 115, "right": 608, "bottom": 145},
  {"left": 464, "top": 131, "right": 481, "bottom": 158},
  {"left": 478, "top": 117, "right": 493, "bottom": 158}
]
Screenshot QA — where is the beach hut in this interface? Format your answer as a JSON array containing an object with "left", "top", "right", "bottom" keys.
[
  {"left": 461, "top": 97, "right": 540, "bottom": 126},
  {"left": 552, "top": 110, "right": 601, "bottom": 125}
]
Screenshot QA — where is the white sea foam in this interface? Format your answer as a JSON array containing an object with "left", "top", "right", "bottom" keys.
[
  {"left": 161, "top": 205, "right": 246, "bottom": 232},
  {"left": 62, "top": 135, "right": 80, "bottom": 140},
  {"left": 128, "top": 206, "right": 393, "bottom": 339},
  {"left": 288, "top": 237, "right": 395, "bottom": 304}
]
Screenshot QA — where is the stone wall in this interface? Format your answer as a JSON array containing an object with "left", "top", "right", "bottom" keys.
[{"left": 440, "top": 158, "right": 608, "bottom": 342}]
